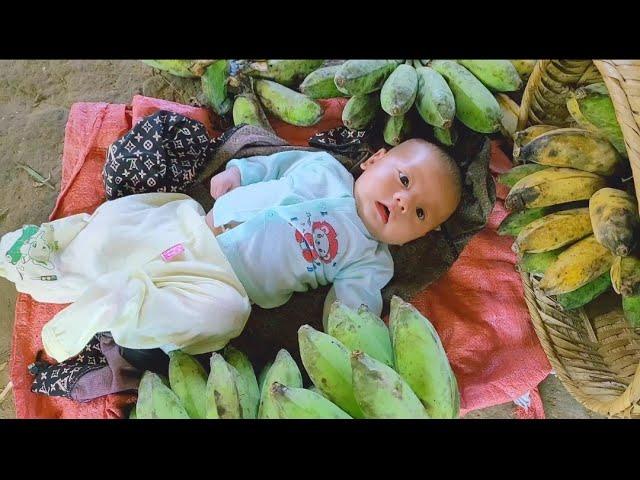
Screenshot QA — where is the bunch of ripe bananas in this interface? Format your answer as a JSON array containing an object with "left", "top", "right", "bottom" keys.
[{"left": 498, "top": 80, "right": 639, "bottom": 327}]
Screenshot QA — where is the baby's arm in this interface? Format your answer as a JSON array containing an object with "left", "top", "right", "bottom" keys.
[
  {"left": 322, "top": 253, "right": 394, "bottom": 330},
  {"left": 224, "top": 150, "right": 327, "bottom": 186}
]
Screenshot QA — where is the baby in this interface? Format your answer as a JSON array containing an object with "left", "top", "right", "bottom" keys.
[
  {"left": 205, "top": 139, "right": 462, "bottom": 328},
  {"left": 0, "top": 118, "right": 461, "bottom": 363}
]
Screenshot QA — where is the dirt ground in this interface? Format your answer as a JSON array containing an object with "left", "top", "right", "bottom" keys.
[{"left": 0, "top": 60, "right": 603, "bottom": 419}]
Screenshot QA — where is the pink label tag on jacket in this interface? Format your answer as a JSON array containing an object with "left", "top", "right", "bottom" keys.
[{"left": 161, "top": 243, "right": 184, "bottom": 262}]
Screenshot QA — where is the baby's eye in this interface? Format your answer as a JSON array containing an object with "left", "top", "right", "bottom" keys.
[
  {"left": 416, "top": 208, "right": 425, "bottom": 220},
  {"left": 399, "top": 173, "right": 409, "bottom": 187}
]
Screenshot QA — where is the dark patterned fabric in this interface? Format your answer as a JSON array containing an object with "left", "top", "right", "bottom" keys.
[
  {"left": 30, "top": 334, "right": 107, "bottom": 399},
  {"left": 103, "top": 111, "right": 239, "bottom": 200},
  {"left": 308, "top": 125, "right": 375, "bottom": 175}
]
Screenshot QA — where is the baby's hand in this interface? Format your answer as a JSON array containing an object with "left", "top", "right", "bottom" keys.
[{"left": 210, "top": 167, "right": 241, "bottom": 200}]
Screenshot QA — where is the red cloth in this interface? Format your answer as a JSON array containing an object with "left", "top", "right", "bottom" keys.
[{"left": 10, "top": 96, "right": 550, "bottom": 418}]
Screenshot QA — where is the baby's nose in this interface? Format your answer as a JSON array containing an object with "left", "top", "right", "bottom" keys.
[{"left": 394, "top": 191, "right": 412, "bottom": 213}]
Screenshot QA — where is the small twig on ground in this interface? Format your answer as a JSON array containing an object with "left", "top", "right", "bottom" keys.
[
  {"left": 0, "top": 362, "right": 6, "bottom": 373},
  {"left": 0, "top": 208, "right": 8, "bottom": 223},
  {"left": 0, "top": 382, "right": 13, "bottom": 404},
  {"left": 16, "top": 163, "right": 56, "bottom": 190}
]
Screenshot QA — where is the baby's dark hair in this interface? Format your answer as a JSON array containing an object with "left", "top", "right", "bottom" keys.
[{"left": 403, "top": 138, "right": 463, "bottom": 207}]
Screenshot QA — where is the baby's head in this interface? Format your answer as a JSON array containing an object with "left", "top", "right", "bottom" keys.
[{"left": 353, "top": 138, "right": 462, "bottom": 246}]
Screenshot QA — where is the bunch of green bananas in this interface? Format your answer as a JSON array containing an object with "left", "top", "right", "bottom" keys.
[
  {"left": 295, "top": 296, "right": 460, "bottom": 419},
  {"left": 129, "top": 295, "right": 460, "bottom": 419},
  {"left": 131, "top": 346, "right": 260, "bottom": 419},
  {"left": 142, "top": 59, "right": 327, "bottom": 128},
  {"left": 497, "top": 81, "right": 639, "bottom": 326},
  {"left": 142, "top": 59, "right": 532, "bottom": 142},
  {"left": 299, "top": 59, "right": 527, "bottom": 147}
]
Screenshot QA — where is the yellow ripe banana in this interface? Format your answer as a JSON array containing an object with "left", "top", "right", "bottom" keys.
[
  {"left": 512, "top": 125, "right": 559, "bottom": 161},
  {"left": 505, "top": 167, "right": 607, "bottom": 212},
  {"left": 589, "top": 187, "right": 640, "bottom": 257},
  {"left": 539, "top": 235, "right": 615, "bottom": 296},
  {"left": 495, "top": 93, "right": 519, "bottom": 139},
  {"left": 518, "top": 128, "right": 622, "bottom": 175},
  {"left": 611, "top": 255, "right": 640, "bottom": 296},
  {"left": 512, "top": 208, "right": 593, "bottom": 255},
  {"left": 510, "top": 60, "right": 536, "bottom": 82}
]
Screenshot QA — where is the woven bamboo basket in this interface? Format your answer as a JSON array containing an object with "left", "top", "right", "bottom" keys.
[{"left": 516, "top": 60, "right": 640, "bottom": 418}]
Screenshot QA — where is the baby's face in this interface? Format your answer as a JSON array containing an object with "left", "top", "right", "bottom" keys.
[{"left": 353, "top": 142, "right": 460, "bottom": 246}]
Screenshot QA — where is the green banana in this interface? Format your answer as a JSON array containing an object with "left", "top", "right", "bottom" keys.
[
  {"left": 258, "top": 349, "right": 303, "bottom": 419},
  {"left": 351, "top": 351, "right": 429, "bottom": 419},
  {"left": 431, "top": 60, "right": 502, "bottom": 133},
  {"left": 457, "top": 60, "right": 522, "bottom": 92},
  {"left": 258, "top": 360, "right": 273, "bottom": 394},
  {"left": 167, "top": 350, "right": 208, "bottom": 419},
  {"left": 342, "top": 93, "right": 379, "bottom": 130},
  {"left": 623, "top": 295, "right": 640, "bottom": 329},
  {"left": 298, "top": 324, "right": 364, "bottom": 418},
  {"left": 224, "top": 346, "right": 260, "bottom": 420},
  {"left": 206, "top": 353, "right": 241, "bottom": 419},
  {"left": 326, "top": 302, "right": 394, "bottom": 368},
  {"left": 555, "top": 272, "right": 612, "bottom": 311},
  {"left": 232, "top": 93, "right": 274, "bottom": 132},
  {"left": 201, "top": 60, "right": 232, "bottom": 116},
  {"left": 566, "top": 82, "right": 626, "bottom": 156},
  {"left": 248, "top": 60, "right": 324, "bottom": 87},
  {"left": 334, "top": 60, "right": 398, "bottom": 96},
  {"left": 389, "top": 296, "right": 460, "bottom": 418},
  {"left": 299, "top": 65, "right": 344, "bottom": 99},
  {"left": 383, "top": 114, "right": 412, "bottom": 146},
  {"left": 433, "top": 124, "right": 458, "bottom": 146},
  {"left": 498, "top": 164, "right": 550, "bottom": 188},
  {"left": 380, "top": 64, "right": 418, "bottom": 116},
  {"left": 136, "top": 371, "right": 190, "bottom": 419},
  {"left": 255, "top": 79, "right": 323, "bottom": 127},
  {"left": 414, "top": 66, "right": 455, "bottom": 128},
  {"left": 268, "top": 383, "right": 352, "bottom": 419},
  {"left": 517, "top": 249, "right": 563, "bottom": 276},
  {"left": 498, "top": 208, "right": 549, "bottom": 237}
]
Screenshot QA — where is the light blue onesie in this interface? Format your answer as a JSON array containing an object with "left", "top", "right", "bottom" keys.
[{"left": 211, "top": 150, "right": 394, "bottom": 321}]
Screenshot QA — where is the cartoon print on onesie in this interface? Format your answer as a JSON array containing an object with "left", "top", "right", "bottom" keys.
[
  {"left": 5, "top": 224, "right": 59, "bottom": 281},
  {"left": 291, "top": 212, "right": 339, "bottom": 272}
]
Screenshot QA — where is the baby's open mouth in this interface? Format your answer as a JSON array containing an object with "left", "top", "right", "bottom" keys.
[{"left": 376, "top": 201, "right": 390, "bottom": 224}]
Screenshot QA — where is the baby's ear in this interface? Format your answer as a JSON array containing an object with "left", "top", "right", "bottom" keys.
[{"left": 361, "top": 148, "right": 387, "bottom": 170}]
